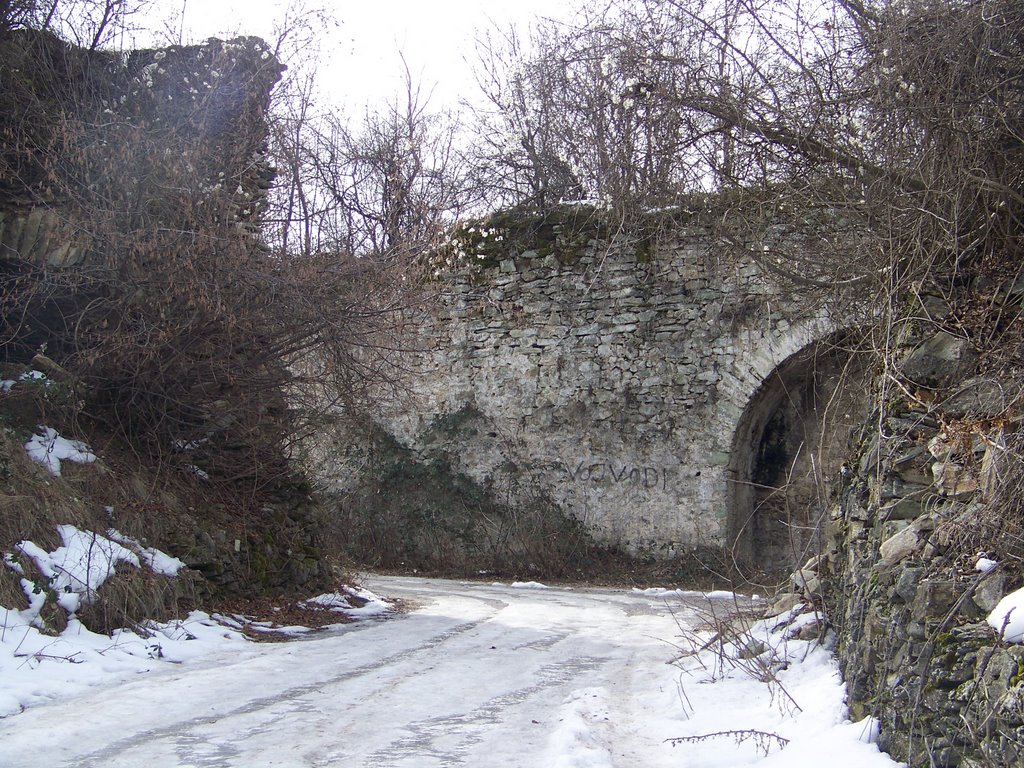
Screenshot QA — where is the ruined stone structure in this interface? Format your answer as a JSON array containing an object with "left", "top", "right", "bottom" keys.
[
  {"left": 0, "top": 31, "right": 280, "bottom": 273},
  {"left": 322, "top": 211, "right": 870, "bottom": 575},
  {"left": 0, "top": 31, "right": 330, "bottom": 594}
]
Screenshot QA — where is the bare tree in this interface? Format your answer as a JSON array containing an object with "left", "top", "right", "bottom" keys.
[
  {"left": 470, "top": 10, "right": 699, "bottom": 212},
  {"left": 268, "top": 57, "right": 473, "bottom": 262},
  {"left": 0, "top": 0, "right": 39, "bottom": 34},
  {"left": 468, "top": 0, "right": 1021, "bottom": 310},
  {"left": 27, "top": 0, "right": 153, "bottom": 49},
  {"left": 470, "top": 25, "right": 586, "bottom": 210}
]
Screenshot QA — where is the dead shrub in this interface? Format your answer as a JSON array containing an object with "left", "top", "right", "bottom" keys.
[
  {"left": 0, "top": 29, "right": 416, "bottom": 498},
  {"left": 0, "top": 425, "right": 94, "bottom": 550},
  {"left": 75, "top": 565, "right": 203, "bottom": 636},
  {"left": 0, "top": 562, "right": 26, "bottom": 616},
  {"left": 670, "top": 597, "right": 817, "bottom": 718}
]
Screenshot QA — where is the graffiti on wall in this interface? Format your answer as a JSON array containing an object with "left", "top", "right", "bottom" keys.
[{"left": 564, "top": 460, "right": 670, "bottom": 491}]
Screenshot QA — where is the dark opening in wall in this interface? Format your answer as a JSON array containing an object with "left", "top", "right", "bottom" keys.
[
  {"left": 753, "top": 409, "right": 790, "bottom": 487},
  {"left": 728, "top": 334, "right": 869, "bottom": 580}
]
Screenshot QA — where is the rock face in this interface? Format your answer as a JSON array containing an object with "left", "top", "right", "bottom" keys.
[
  {"left": 315, "top": 211, "right": 870, "bottom": 575},
  {"left": 823, "top": 291, "right": 1024, "bottom": 767}
]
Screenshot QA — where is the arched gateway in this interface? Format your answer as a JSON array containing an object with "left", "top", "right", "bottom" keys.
[
  {"left": 723, "top": 332, "right": 869, "bottom": 575},
  {"left": 313, "top": 214, "right": 869, "bottom": 578}
]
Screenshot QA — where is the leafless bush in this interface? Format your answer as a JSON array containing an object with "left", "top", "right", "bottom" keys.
[
  {"left": 327, "top": 452, "right": 597, "bottom": 578},
  {"left": 0, "top": 25, "right": 423, "bottom": 492},
  {"left": 670, "top": 596, "right": 816, "bottom": 716},
  {"left": 75, "top": 565, "right": 202, "bottom": 635},
  {"left": 667, "top": 729, "right": 789, "bottom": 757}
]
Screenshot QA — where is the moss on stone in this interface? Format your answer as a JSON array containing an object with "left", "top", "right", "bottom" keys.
[
  {"left": 1010, "top": 658, "right": 1024, "bottom": 688},
  {"left": 435, "top": 203, "right": 702, "bottom": 279}
]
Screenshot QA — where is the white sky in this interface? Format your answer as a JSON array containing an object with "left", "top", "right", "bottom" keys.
[{"left": 142, "top": 0, "right": 570, "bottom": 111}]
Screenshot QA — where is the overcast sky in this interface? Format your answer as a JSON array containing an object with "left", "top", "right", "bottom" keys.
[{"left": 142, "top": 0, "right": 572, "bottom": 110}]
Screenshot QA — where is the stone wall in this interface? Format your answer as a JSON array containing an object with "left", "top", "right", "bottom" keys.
[
  {"left": 317, "top": 209, "right": 869, "bottom": 574},
  {"left": 0, "top": 31, "right": 280, "bottom": 271},
  {"left": 818, "top": 292, "right": 1024, "bottom": 767}
]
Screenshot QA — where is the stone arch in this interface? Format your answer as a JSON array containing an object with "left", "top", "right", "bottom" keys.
[{"left": 725, "top": 329, "right": 869, "bottom": 578}]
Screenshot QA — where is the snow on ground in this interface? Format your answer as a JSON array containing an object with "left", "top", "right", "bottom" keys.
[
  {"left": 3, "top": 372, "right": 98, "bottom": 476},
  {"left": 507, "top": 580, "right": 550, "bottom": 589},
  {"left": 662, "top": 602, "right": 898, "bottom": 767},
  {"left": 0, "top": 526, "right": 393, "bottom": 719},
  {"left": 24, "top": 426, "right": 96, "bottom": 475},
  {"left": 0, "top": 540, "right": 906, "bottom": 767},
  {"left": 106, "top": 526, "right": 187, "bottom": 577},
  {"left": 632, "top": 586, "right": 757, "bottom": 601}
]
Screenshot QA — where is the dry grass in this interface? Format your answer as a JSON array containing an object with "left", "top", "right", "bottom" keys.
[
  {"left": 0, "top": 368, "right": 218, "bottom": 634},
  {"left": 0, "top": 431, "right": 92, "bottom": 551}
]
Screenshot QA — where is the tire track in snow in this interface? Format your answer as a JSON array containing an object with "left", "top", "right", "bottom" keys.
[
  {"left": 357, "top": 656, "right": 606, "bottom": 767},
  {"left": 40, "top": 594, "right": 513, "bottom": 767}
]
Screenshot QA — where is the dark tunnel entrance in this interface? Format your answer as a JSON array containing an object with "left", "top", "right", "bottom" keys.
[{"left": 728, "top": 335, "right": 870, "bottom": 579}]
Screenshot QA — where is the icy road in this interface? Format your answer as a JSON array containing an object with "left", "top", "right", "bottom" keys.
[{"left": 0, "top": 576, "right": 901, "bottom": 767}]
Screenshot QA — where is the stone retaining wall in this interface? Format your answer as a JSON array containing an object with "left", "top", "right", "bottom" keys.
[{"left": 819, "top": 293, "right": 1024, "bottom": 766}]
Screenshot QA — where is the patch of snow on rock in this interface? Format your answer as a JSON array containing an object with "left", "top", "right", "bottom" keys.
[{"left": 987, "top": 587, "right": 1024, "bottom": 643}]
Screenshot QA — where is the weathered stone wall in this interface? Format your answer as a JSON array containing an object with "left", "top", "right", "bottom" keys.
[
  {"left": 0, "top": 31, "right": 280, "bottom": 270},
  {"left": 317, "top": 211, "right": 868, "bottom": 573},
  {"left": 0, "top": 208, "right": 84, "bottom": 266},
  {"left": 818, "top": 292, "right": 1024, "bottom": 767}
]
